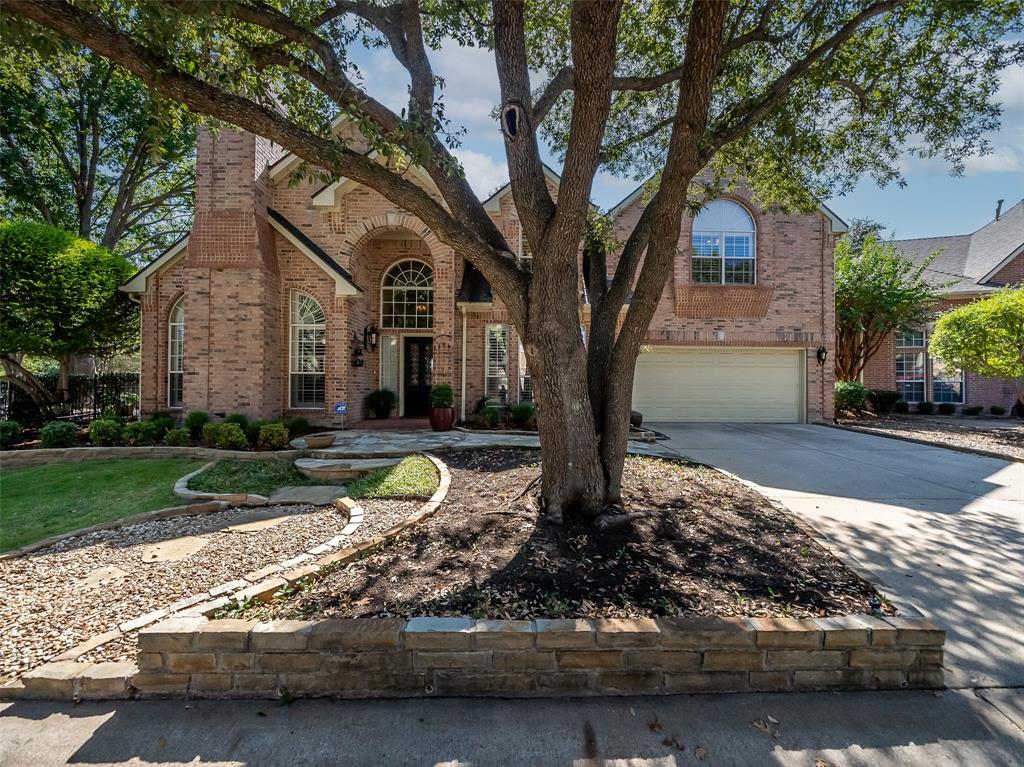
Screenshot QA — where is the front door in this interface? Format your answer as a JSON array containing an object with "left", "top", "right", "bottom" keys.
[{"left": 403, "top": 336, "right": 433, "bottom": 416}]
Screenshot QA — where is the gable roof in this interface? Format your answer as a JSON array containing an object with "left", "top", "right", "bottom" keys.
[
  {"left": 120, "top": 234, "right": 190, "bottom": 294},
  {"left": 481, "top": 163, "right": 565, "bottom": 214},
  {"left": 893, "top": 199, "right": 1024, "bottom": 295},
  {"left": 267, "top": 208, "right": 361, "bottom": 295}
]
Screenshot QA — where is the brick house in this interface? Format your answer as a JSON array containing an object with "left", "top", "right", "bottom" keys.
[
  {"left": 862, "top": 199, "right": 1024, "bottom": 410},
  {"left": 121, "top": 124, "right": 846, "bottom": 425}
]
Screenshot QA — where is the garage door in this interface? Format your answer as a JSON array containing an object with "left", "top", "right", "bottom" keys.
[{"left": 632, "top": 347, "right": 804, "bottom": 422}]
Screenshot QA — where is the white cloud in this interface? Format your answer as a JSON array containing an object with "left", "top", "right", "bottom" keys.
[
  {"left": 964, "top": 145, "right": 1022, "bottom": 174},
  {"left": 996, "top": 64, "right": 1024, "bottom": 110},
  {"left": 454, "top": 148, "right": 508, "bottom": 197}
]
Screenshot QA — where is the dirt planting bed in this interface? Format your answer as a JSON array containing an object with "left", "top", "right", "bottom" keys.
[
  {"left": 841, "top": 415, "right": 1024, "bottom": 460},
  {"left": 245, "top": 449, "right": 886, "bottom": 623}
]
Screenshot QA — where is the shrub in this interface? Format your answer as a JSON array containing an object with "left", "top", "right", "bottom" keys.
[
  {"left": 473, "top": 396, "right": 489, "bottom": 414},
  {"left": 834, "top": 380, "right": 869, "bottom": 413},
  {"left": 430, "top": 383, "right": 454, "bottom": 408},
  {"left": 100, "top": 405, "right": 124, "bottom": 424},
  {"left": 164, "top": 427, "right": 190, "bottom": 446},
  {"left": 184, "top": 411, "right": 210, "bottom": 440},
  {"left": 123, "top": 420, "right": 160, "bottom": 446},
  {"left": 201, "top": 422, "right": 220, "bottom": 447},
  {"left": 937, "top": 402, "right": 957, "bottom": 415},
  {"left": 477, "top": 406, "right": 501, "bottom": 429},
  {"left": 893, "top": 400, "right": 910, "bottom": 414},
  {"left": 916, "top": 401, "right": 935, "bottom": 415},
  {"left": 224, "top": 413, "right": 250, "bottom": 434},
  {"left": 990, "top": 405, "right": 1006, "bottom": 416},
  {"left": 245, "top": 419, "right": 268, "bottom": 445},
  {"left": 867, "top": 389, "right": 900, "bottom": 415},
  {"left": 213, "top": 422, "right": 249, "bottom": 450},
  {"left": 39, "top": 420, "right": 78, "bottom": 448},
  {"left": 284, "top": 416, "right": 310, "bottom": 437},
  {"left": 365, "top": 388, "right": 397, "bottom": 419},
  {"left": 0, "top": 420, "right": 22, "bottom": 449},
  {"left": 963, "top": 405, "right": 983, "bottom": 416},
  {"left": 257, "top": 422, "right": 290, "bottom": 450},
  {"left": 88, "top": 418, "right": 123, "bottom": 446},
  {"left": 148, "top": 411, "right": 175, "bottom": 438},
  {"left": 509, "top": 403, "right": 536, "bottom": 429}
]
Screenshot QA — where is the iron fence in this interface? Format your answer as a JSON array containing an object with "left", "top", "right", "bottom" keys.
[{"left": 0, "top": 373, "right": 139, "bottom": 424}]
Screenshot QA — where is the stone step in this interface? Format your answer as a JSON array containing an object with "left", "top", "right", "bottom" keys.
[
  {"left": 267, "top": 485, "right": 347, "bottom": 505},
  {"left": 294, "top": 457, "right": 401, "bottom": 481}
]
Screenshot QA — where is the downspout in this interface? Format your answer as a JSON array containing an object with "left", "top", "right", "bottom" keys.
[{"left": 460, "top": 307, "right": 468, "bottom": 422}]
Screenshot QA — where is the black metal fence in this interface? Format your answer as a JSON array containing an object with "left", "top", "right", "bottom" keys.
[{"left": 0, "top": 373, "right": 139, "bottom": 424}]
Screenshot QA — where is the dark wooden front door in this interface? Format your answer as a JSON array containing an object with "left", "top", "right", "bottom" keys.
[{"left": 403, "top": 336, "right": 433, "bottom": 416}]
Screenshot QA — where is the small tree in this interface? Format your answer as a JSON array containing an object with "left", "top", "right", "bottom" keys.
[
  {"left": 0, "top": 220, "right": 138, "bottom": 414},
  {"left": 835, "top": 230, "right": 943, "bottom": 381},
  {"left": 930, "top": 289, "right": 1024, "bottom": 413}
]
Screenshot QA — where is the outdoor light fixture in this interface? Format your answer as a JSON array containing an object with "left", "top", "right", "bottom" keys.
[
  {"left": 363, "top": 324, "right": 379, "bottom": 352},
  {"left": 816, "top": 346, "right": 828, "bottom": 366}
]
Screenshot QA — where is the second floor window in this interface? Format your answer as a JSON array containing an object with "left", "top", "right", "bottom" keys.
[
  {"left": 691, "top": 199, "right": 756, "bottom": 285},
  {"left": 382, "top": 259, "right": 433, "bottom": 329}
]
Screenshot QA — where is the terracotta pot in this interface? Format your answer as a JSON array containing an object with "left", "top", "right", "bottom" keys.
[
  {"left": 304, "top": 433, "right": 335, "bottom": 449},
  {"left": 429, "top": 406, "right": 457, "bottom": 432},
  {"left": 630, "top": 410, "right": 644, "bottom": 428}
]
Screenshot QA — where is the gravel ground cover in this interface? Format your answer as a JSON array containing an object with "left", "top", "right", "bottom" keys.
[
  {"left": 0, "top": 498, "right": 417, "bottom": 681},
  {"left": 246, "top": 449, "right": 885, "bottom": 624},
  {"left": 841, "top": 416, "right": 1024, "bottom": 460}
]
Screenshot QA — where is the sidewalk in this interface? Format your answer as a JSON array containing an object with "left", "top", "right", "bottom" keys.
[{"left": 2, "top": 689, "right": 1021, "bottom": 766}]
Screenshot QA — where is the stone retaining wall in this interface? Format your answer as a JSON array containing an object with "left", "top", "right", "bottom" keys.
[
  {"left": 0, "top": 445, "right": 306, "bottom": 469},
  {"left": 129, "top": 614, "right": 944, "bottom": 699}
]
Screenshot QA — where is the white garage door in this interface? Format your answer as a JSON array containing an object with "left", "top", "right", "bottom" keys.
[{"left": 632, "top": 347, "right": 804, "bottom": 423}]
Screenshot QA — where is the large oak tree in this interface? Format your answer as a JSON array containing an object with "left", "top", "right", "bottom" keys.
[{"left": 5, "top": 0, "right": 1019, "bottom": 520}]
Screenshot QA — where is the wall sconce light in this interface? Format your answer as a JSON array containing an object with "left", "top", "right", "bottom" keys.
[
  {"left": 363, "top": 324, "right": 379, "bottom": 352},
  {"left": 816, "top": 346, "right": 828, "bottom": 366}
]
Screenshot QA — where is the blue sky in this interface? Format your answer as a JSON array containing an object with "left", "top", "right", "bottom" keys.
[{"left": 350, "top": 44, "right": 1023, "bottom": 240}]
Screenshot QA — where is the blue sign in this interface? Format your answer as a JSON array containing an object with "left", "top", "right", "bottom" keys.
[{"left": 334, "top": 402, "right": 348, "bottom": 415}]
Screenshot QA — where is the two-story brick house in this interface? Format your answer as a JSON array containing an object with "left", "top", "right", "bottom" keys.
[
  {"left": 122, "top": 124, "right": 846, "bottom": 425},
  {"left": 861, "top": 199, "right": 1024, "bottom": 410}
]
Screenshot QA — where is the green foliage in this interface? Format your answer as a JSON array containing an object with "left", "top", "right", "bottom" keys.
[
  {"left": 188, "top": 458, "right": 329, "bottom": 497},
  {"left": 257, "top": 422, "right": 290, "bottom": 450},
  {"left": 893, "top": 400, "right": 910, "bottom": 414},
  {"left": 990, "top": 405, "right": 1006, "bottom": 416},
  {"left": 0, "top": 420, "right": 22, "bottom": 449},
  {"left": 284, "top": 416, "right": 310, "bottom": 437},
  {"left": 430, "top": 383, "right": 454, "bottom": 408},
  {"left": 347, "top": 456, "right": 439, "bottom": 500},
  {"left": 834, "top": 230, "right": 943, "bottom": 380},
  {"left": 509, "top": 403, "right": 536, "bottom": 429},
  {"left": 211, "top": 422, "right": 248, "bottom": 451},
  {"left": 201, "top": 422, "right": 219, "bottom": 447},
  {"left": 245, "top": 419, "right": 269, "bottom": 445},
  {"left": 148, "top": 411, "right": 175, "bottom": 438},
  {"left": 962, "top": 405, "right": 983, "bottom": 416},
  {"left": 87, "top": 417, "right": 123, "bottom": 446},
  {"left": 0, "top": 45, "right": 195, "bottom": 260},
  {"left": 183, "top": 410, "right": 209, "bottom": 440},
  {"left": 916, "top": 401, "right": 935, "bottom": 415},
  {"left": 123, "top": 420, "right": 159, "bottom": 446},
  {"left": 224, "top": 413, "right": 250, "bottom": 434},
  {"left": 834, "top": 380, "right": 869, "bottom": 413},
  {"left": 366, "top": 389, "right": 397, "bottom": 418},
  {"left": 39, "top": 420, "right": 77, "bottom": 448},
  {"left": 867, "top": 389, "right": 900, "bottom": 415},
  {"left": 477, "top": 406, "right": 501, "bottom": 429},
  {"left": 163, "top": 426, "right": 190, "bottom": 446},
  {"left": 937, "top": 402, "right": 957, "bottom": 416},
  {"left": 929, "top": 289, "right": 1024, "bottom": 386}
]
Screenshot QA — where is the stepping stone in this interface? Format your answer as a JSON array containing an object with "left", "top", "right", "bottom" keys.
[
  {"left": 140, "top": 535, "right": 210, "bottom": 563},
  {"left": 294, "top": 457, "right": 401, "bottom": 481},
  {"left": 223, "top": 510, "right": 292, "bottom": 533},
  {"left": 268, "top": 485, "right": 348, "bottom": 505},
  {"left": 76, "top": 565, "right": 128, "bottom": 590}
]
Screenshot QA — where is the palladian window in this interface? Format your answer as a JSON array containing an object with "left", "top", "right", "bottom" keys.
[
  {"left": 381, "top": 260, "right": 433, "bottom": 329},
  {"left": 289, "top": 291, "right": 326, "bottom": 409},
  {"left": 691, "top": 199, "right": 756, "bottom": 285},
  {"left": 167, "top": 298, "right": 184, "bottom": 408}
]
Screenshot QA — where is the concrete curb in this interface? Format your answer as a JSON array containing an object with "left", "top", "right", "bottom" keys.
[{"left": 825, "top": 422, "right": 1023, "bottom": 464}]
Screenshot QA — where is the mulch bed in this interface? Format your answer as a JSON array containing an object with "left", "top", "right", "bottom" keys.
[
  {"left": 246, "top": 449, "right": 885, "bottom": 622},
  {"left": 840, "top": 415, "right": 1024, "bottom": 460}
]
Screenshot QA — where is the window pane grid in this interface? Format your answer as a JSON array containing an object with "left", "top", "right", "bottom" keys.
[
  {"left": 690, "top": 200, "right": 755, "bottom": 285},
  {"left": 896, "top": 351, "right": 925, "bottom": 403},
  {"left": 167, "top": 300, "right": 184, "bottom": 408},
  {"left": 485, "top": 324, "right": 509, "bottom": 406},
  {"left": 932, "top": 358, "right": 964, "bottom": 403},
  {"left": 517, "top": 341, "right": 533, "bottom": 403},
  {"left": 289, "top": 291, "right": 326, "bottom": 409},
  {"left": 382, "top": 260, "right": 434, "bottom": 329}
]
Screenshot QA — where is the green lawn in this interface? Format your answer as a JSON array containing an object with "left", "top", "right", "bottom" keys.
[
  {"left": 347, "top": 455, "right": 438, "bottom": 499},
  {"left": 188, "top": 458, "right": 334, "bottom": 497},
  {"left": 0, "top": 457, "right": 206, "bottom": 551}
]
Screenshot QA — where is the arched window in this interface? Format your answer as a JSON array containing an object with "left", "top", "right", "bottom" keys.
[
  {"left": 289, "top": 291, "right": 326, "bottom": 409},
  {"left": 381, "top": 260, "right": 433, "bottom": 329},
  {"left": 167, "top": 298, "right": 184, "bottom": 408},
  {"left": 691, "top": 199, "right": 756, "bottom": 285}
]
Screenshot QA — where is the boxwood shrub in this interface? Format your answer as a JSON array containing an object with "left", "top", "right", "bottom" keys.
[
  {"left": 867, "top": 389, "right": 900, "bottom": 415},
  {"left": 937, "top": 402, "right": 957, "bottom": 415},
  {"left": 184, "top": 410, "right": 210, "bottom": 440},
  {"left": 88, "top": 418, "right": 123, "bottom": 446},
  {"left": 990, "top": 405, "right": 1006, "bottom": 416},
  {"left": 257, "top": 422, "right": 290, "bottom": 450},
  {"left": 916, "top": 401, "right": 935, "bottom": 415},
  {"left": 0, "top": 420, "right": 22, "bottom": 449},
  {"left": 893, "top": 400, "right": 910, "bottom": 414},
  {"left": 164, "top": 427, "right": 191, "bottom": 446},
  {"left": 834, "top": 380, "right": 869, "bottom": 413},
  {"left": 123, "top": 420, "right": 160, "bottom": 446},
  {"left": 39, "top": 421, "right": 78, "bottom": 448},
  {"left": 962, "top": 405, "right": 983, "bottom": 416}
]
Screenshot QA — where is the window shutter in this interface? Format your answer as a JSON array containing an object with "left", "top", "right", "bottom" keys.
[{"left": 485, "top": 324, "right": 509, "bottom": 406}]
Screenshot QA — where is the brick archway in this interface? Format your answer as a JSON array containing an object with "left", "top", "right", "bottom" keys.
[{"left": 338, "top": 213, "right": 446, "bottom": 266}]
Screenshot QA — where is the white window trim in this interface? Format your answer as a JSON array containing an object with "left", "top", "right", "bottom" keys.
[
  {"left": 485, "top": 324, "right": 510, "bottom": 406},
  {"left": 167, "top": 298, "right": 184, "bottom": 409},
  {"left": 691, "top": 200, "right": 757, "bottom": 286},
  {"left": 380, "top": 258, "right": 434, "bottom": 330},
  {"left": 288, "top": 290, "right": 326, "bottom": 411},
  {"left": 517, "top": 340, "right": 533, "bottom": 404}
]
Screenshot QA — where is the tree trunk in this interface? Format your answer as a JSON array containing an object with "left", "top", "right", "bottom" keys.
[
  {"left": 0, "top": 354, "right": 59, "bottom": 418},
  {"left": 55, "top": 353, "right": 73, "bottom": 407}
]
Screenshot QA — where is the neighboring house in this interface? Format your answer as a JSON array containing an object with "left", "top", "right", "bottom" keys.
[
  {"left": 862, "top": 199, "right": 1024, "bottom": 410},
  {"left": 121, "top": 124, "right": 846, "bottom": 425}
]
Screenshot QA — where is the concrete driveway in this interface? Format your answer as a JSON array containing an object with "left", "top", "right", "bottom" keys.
[{"left": 652, "top": 423, "right": 1024, "bottom": 689}]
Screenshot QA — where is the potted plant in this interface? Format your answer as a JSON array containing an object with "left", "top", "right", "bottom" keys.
[
  {"left": 365, "top": 388, "right": 397, "bottom": 419},
  {"left": 429, "top": 383, "right": 457, "bottom": 432}
]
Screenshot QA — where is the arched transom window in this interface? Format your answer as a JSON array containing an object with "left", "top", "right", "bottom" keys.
[
  {"left": 381, "top": 259, "right": 433, "bottom": 329},
  {"left": 691, "top": 199, "right": 756, "bottom": 285},
  {"left": 167, "top": 298, "right": 184, "bottom": 408},
  {"left": 289, "top": 291, "right": 326, "bottom": 409}
]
